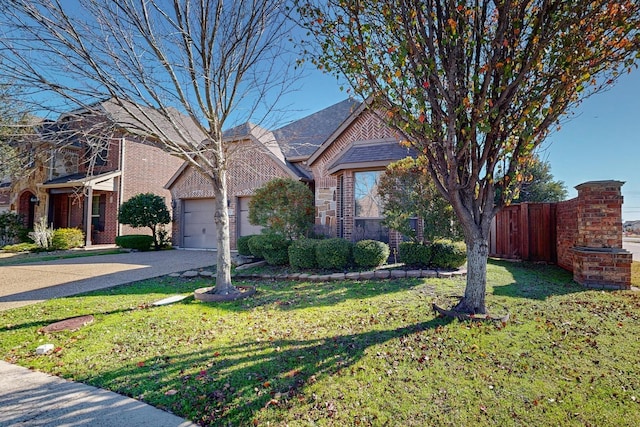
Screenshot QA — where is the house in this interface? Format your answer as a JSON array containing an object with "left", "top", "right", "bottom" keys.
[
  {"left": 6, "top": 99, "right": 188, "bottom": 246},
  {"left": 166, "top": 98, "right": 416, "bottom": 250}
]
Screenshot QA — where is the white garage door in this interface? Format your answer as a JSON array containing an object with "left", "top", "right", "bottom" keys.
[
  {"left": 183, "top": 199, "right": 217, "bottom": 249},
  {"left": 239, "top": 197, "right": 263, "bottom": 236}
]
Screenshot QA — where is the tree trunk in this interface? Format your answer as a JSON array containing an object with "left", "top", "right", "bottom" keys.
[
  {"left": 455, "top": 236, "right": 489, "bottom": 314},
  {"left": 211, "top": 169, "right": 238, "bottom": 296}
]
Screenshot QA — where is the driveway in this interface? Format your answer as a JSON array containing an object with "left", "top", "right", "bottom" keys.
[
  {"left": 623, "top": 237, "right": 640, "bottom": 262},
  {"left": 0, "top": 250, "right": 217, "bottom": 311}
]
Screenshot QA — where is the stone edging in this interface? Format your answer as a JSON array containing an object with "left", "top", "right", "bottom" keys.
[{"left": 233, "top": 268, "right": 467, "bottom": 282}]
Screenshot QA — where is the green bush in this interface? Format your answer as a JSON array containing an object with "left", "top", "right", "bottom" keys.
[
  {"left": 115, "top": 234, "right": 154, "bottom": 251},
  {"left": 2, "top": 242, "right": 41, "bottom": 253},
  {"left": 316, "top": 238, "right": 352, "bottom": 270},
  {"left": 51, "top": 228, "right": 84, "bottom": 250},
  {"left": 289, "top": 238, "right": 319, "bottom": 269},
  {"left": 118, "top": 193, "right": 171, "bottom": 250},
  {"left": 237, "top": 235, "right": 256, "bottom": 256},
  {"left": 353, "top": 239, "right": 389, "bottom": 268},
  {"left": 0, "top": 212, "right": 25, "bottom": 246},
  {"left": 430, "top": 239, "right": 467, "bottom": 269},
  {"left": 247, "top": 233, "right": 291, "bottom": 265},
  {"left": 398, "top": 242, "right": 432, "bottom": 267}
]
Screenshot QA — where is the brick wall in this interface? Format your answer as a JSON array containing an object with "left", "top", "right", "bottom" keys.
[
  {"left": 310, "top": 110, "right": 398, "bottom": 237},
  {"left": 168, "top": 139, "right": 291, "bottom": 248},
  {"left": 120, "top": 138, "right": 183, "bottom": 240},
  {"left": 556, "top": 198, "right": 579, "bottom": 271}
]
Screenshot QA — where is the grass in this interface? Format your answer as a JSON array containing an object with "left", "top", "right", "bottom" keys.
[{"left": 1, "top": 260, "right": 640, "bottom": 426}]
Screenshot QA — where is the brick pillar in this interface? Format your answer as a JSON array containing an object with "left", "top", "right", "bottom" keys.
[{"left": 571, "top": 181, "right": 631, "bottom": 290}]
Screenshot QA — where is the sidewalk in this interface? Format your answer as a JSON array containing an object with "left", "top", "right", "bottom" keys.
[
  {"left": 0, "top": 249, "right": 216, "bottom": 426},
  {"left": 0, "top": 361, "right": 195, "bottom": 426}
]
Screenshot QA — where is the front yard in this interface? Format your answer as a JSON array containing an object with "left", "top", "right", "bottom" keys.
[{"left": 1, "top": 260, "right": 639, "bottom": 426}]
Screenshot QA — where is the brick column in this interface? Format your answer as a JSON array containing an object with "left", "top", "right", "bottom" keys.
[{"left": 571, "top": 181, "right": 631, "bottom": 290}]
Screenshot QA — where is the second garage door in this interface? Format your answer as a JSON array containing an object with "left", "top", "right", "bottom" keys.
[
  {"left": 238, "top": 197, "right": 263, "bottom": 237},
  {"left": 183, "top": 199, "right": 217, "bottom": 249}
]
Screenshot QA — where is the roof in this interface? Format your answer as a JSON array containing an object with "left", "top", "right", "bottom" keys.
[
  {"left": 327, "top": 140, "right": 416, "bottom": 174},
  {"left": 41, "top": 170, "right": 122, "bottom": 190},
  {"left": 273, "top": 99, "right": 360, "bottom": 160}
]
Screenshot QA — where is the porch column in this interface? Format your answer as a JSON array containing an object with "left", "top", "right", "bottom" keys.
[{"left": 85, "top": 186, "right": 93, "bottom": 247}]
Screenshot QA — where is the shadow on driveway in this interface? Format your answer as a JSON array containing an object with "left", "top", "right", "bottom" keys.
[{"left": 0, "top": 250, "right": 216, "bottom": 311}]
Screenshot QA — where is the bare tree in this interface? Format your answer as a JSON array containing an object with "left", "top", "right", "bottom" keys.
[{"left": 0, "top": 0, "right": 298, "bottom": 296}]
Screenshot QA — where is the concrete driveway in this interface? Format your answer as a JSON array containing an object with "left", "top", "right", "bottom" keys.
[
  {"left": 623, "top": 237, "right": 640, "bottom": 262},
  {"left": 0, "top": 249, "right": 217, "bottom": 311}
]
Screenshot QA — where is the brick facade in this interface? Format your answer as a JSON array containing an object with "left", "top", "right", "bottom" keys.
[
  {"left": 494, "top": 180, "right": 631, "bottom": 290},
  {"left": 309, "top": 110, "right": 398, "bottom": 240},
  {"left": 167, "top": 139, "right": 293, "bottom": 249}
]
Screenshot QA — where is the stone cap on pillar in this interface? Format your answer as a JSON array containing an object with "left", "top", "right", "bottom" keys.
[{"left": 574, "top": 180, "right": 625, "bottom": 191}]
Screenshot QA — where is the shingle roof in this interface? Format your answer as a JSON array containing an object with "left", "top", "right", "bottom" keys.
[
  {"left": 273, "top": 99, "right": 360, "bottom": 159},
  {"left": 328, "top": 140, "right": 416, "bottom": 174}
]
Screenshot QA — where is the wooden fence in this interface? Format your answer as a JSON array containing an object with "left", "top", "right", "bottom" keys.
[{"left": 489, "top": 203, "right": 557, "bottom": 263}]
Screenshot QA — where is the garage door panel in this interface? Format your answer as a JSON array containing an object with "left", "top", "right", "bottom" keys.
[
  {"left": 239, "top": 197, "right": 263, "bottom": 237},
  {"left": 183, "top": 199, "right": 217, "bottom": 249}
]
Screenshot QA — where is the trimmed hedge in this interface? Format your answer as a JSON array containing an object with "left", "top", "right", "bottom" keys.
[
  {"left": 115, "top": 234, "right": 154, "bottom": 251},
  {"left": 51, "top": 228, "right": 84, "bottom": 250},
  {"left": 289, "top": 238, "right": 319, "bottom": 269},
  {"left": 430, "top": 239, "right": 467, "bottom": 269},
  {"left": 399, "top": 240, "right": 466, "bottom": 269},
  {"left": 353, "top": 240, "right": 389, "bottom": 268},
  {"left": 2, "top": 242, "right": 41, "bottom": 253},
  {"left": 398, "top": 242, "right": 431, "bottom": 267},
  {"left": 237, "top": 235, "right": 256, "bottom": 256},
  {"left": 247, "top": 233, "right": 291, "bottom": 265},
  {"left": 316, "top": 238, "right": 352, "bottom": 270}
]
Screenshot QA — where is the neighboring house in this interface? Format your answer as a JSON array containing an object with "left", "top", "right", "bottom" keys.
[
  {"left": 0, "top": 182, "right": 9, "bottom": 213},
  {"left": 6, "top": 99, "right": 188, "bottom": 246},
  {"left": 166, "top": 98, "right": 415, "bottom": 250}
]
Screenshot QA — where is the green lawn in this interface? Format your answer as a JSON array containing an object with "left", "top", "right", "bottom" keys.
[{"left": 1, "top": 260, "right": 639, "bottom": 426}]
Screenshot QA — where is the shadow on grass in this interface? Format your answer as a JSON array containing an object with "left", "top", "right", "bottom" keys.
[
  {"left": 489, "top": 259, "right": 585, "bottom": 300},
  {"left": 80, "top": 317, "right": 452, "bottom": 426}
]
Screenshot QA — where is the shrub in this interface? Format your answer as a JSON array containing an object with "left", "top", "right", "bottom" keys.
[
  {"left": 2, "top": 242, "right": 41, "bottom": 253},
  {"left": 430, "top": 239, "right": 467, "bottom": 269},
  {"left": 51, "top": 228, "right": 84, "bottom": 250},
  {"left": 289, "top": 238, "right": 319, "bottom": 269},
  {"left": 398, "top": 241, "right": 431, "bottom": 267},
  {"left": 237, "top": 235, "right": 256, "bottom": 256},
  {"left": 28, "top": 217, "right": 54, "bottom": 249},
  {"left": 353, "top": 239, "right": 389, "bottom": 268},
  {"left": 0, "top": 212, "right": 25, "bottom": 246},
  {"left": 115, "top": 234, "right": 154, "bottom": 251},
  {"left": 316, "top": 238, "right": 352, "bottom": 270},
  {"left": 247, "top": 233, "right": 291, "bottom": 265},
  {"left": 249, "top": 178, "right": 314, "bottom": 239},
  {"left": 118, "top": 193, "right": 171, "bottom": 250}
]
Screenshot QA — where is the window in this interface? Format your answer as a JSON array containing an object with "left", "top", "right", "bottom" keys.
[
  {"left": 354, "top": 171, "right": 383, "bottom": 217},
  {"left": 354, "top": 171, "right": 388, "bottom": 243}
]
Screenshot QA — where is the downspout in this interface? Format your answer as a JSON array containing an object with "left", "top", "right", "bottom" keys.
[
  {"left": 85, "top": 185, "right": 93, "bottom": 247},
  {"left": 118, "top": 137, "right": 125, "bottom": 237}
]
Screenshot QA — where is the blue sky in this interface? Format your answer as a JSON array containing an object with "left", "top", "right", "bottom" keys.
[{"left": 283, "top": 67, "right": 640, "bottom": 221}]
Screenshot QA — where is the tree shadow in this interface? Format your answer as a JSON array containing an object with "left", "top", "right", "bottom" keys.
[
  {"left": 78, "top": 317, "right": 452, "bottom": 426},
  {"left": 489, "top": 259, "right": 585, "bottom": 300}
]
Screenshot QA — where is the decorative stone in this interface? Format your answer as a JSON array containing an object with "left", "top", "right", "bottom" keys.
[
  {"left": 194, "top": 286, "right": 256, "bottom": 302},
  {"left": 168, "top": 273, "right": 181, "bottom": 277},
  {"left": 330, "top": 273, "right": 345, "bottom": 281},
  {"left": 390, "top": 270, "right": 406, "bottom": 279},
  {"left": 152, "top": 295, "right": 189, "bottom": 306},
  {"left": 298, "top": 273, "right": 310, "bottom": 280},
  {"left": 406, "top": 270, "right": 422, "bottom": 278},
  {"left": 439, "top": 271, "right": 454, "bottom": 278},
  {"left": 307, "top": 274, "right": 319, "bottom": 281},
  {"left": 199, "top": 270, "right": 214, "bottom": 277},
  {"left": 374, "top": 270, "right": 390, "bottom": 279},
  {"left": 420, "top": 270, "right": 437, "bottom": 278},
  {"left": 36, "top": 344, "right": 55, "bottom": 355},
  {"left": 317, "top": 274, "right": 332, "bottom": 282},
  {"left": 40, "top": 315, "right": 95, "bottom": 333},
  {"left": 288, "top": 273, "right": 301, "bottom": 280},
  {"left": 235, "top": 260, "right": 267, "bottom": 270},
  {"left": 346, "top": 272, "right": 361, "bottom": 280},
  {"left": 359, "top": 271, "right": 375, "bottom": 280},
  {"left": 182, "top": 270, "right": 199, "bottom": 278}
]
